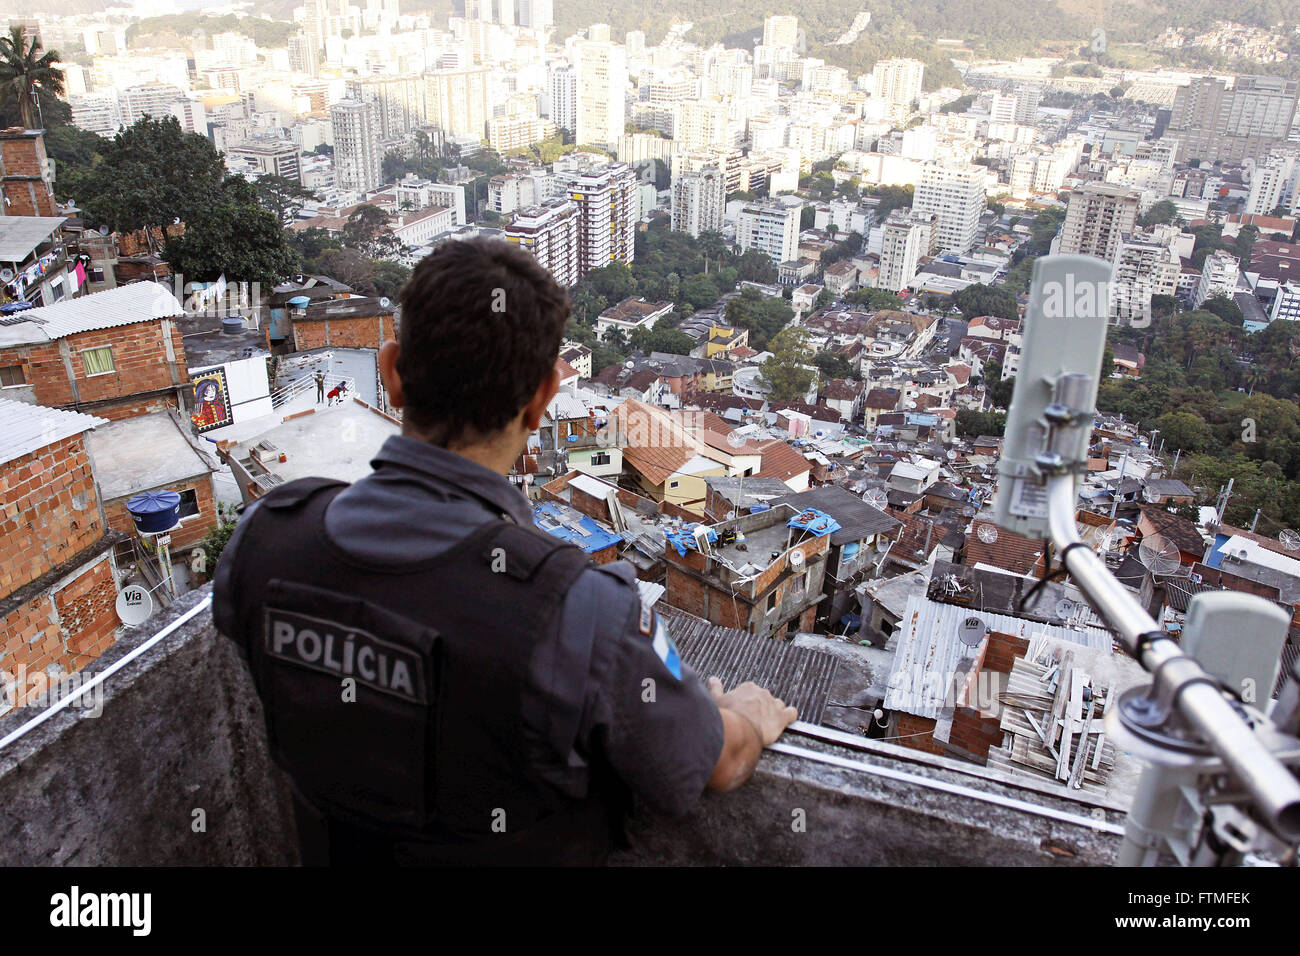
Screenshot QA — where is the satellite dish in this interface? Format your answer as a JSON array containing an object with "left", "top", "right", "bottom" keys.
[
  {"left": 976, "top": 523, "right": 999, "bottom": 544},
  {"left": 946, "top": 449, "right": 958, "bottom": 460},
  {"left": 0, "top": 268, "right": 13, "bottom": 283},
  {"left": 1055, "top": 598, "right": 1077, "bottom": 620},
  {"left": 1137, "top": 532, "right": 1182, "bottom": 576},
  {"left": 726, "top": 429, "right": 748, "bottom": 448},
  {"left": 863, "top": 488, "right": 888, "bottom": 509},
  {"left": 957, "top": 615, "right": 988, "bottom": 647},
  {"left": 115, "top": 585, "right": 154, "bottom": 626},
  {"left": 98, "top": 224, "right": 110, "bottom": 236},
  {"left": 789, "top": 548, "right": 805, "bottom": 568},
  {"left": 1279, "top": 529, "right": 1300, "bottom": 552},
  {"left": 379, "top": 297, "right": 392, "bottom": 308}
]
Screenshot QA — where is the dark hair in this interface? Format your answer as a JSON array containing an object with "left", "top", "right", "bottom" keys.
[{"left": 396, "top": 237, "right": 570, "bottom": 445}]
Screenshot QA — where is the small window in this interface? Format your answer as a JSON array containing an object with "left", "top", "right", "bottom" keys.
[
  {"left": 177, "top": 488, "right": 200, "bottom": 520},
  {"left": 82, "top": 346, "right": 115, "bottom": 376},
  {"left": 765, "top": 590, "right": 778, "bottom": 614},
  {"left": 591, "top": 451, "right": 611, "bottom": 466},
  {"left": 668, "top": 479, "right": 680, "bottom": 489},
  {"left": 0, "top": 365, "right": 25, "bottom": 388}
]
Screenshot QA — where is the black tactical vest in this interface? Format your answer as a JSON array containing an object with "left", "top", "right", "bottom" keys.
[{"left": 225, "top": 476, "right": 623, "bottom": 865}]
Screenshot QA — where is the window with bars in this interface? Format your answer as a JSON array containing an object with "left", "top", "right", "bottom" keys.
[{"left": 82, "top": 346, "right": 115, "bottom": 376}]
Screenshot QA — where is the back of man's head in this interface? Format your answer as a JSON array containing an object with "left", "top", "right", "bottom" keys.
[{"left": 397, "top": 237, "right": 570, "bottom": 447}]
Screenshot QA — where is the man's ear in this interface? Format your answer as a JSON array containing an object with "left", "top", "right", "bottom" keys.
[
  {"left": 521, "top": 366, "right": 561, "bottom": 433},
  {"left": 378, "top": 340, "right": 404, "bottom": 410}
]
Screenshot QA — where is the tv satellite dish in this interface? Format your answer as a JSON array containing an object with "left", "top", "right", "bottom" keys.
[
  {"left": 976, "top": 523, "right": 999, "bottom": 544},
  {"left": 1137, "top": 532, "right": 1181, "bottom": 576},
  {"left": 1055, "top": 598, "right": 1077, "bottom": 620},
  {"left": 1279, "top": 529, "right": 1300, "bottom": 552},
  {"left": 957, "top": 615, "right": 988, "bottom": 647},
  {"left": 863, "top": 488, "right": 888, "bottom": 510},
  {"left": 789, "top": 548, "right": 805, "bottom": 568},
  {"left": 726, "top": 429, "right": 748, "bottom": 449},
  {"left": 379, "top": 297, "right": 392, "bottom": 308},
  {"left": 115, "top": 584, "right": 154, "bottom": 626},
  {"left": 0, "top": 268, "right": 13, "bottom": 283},
  {"left": 946, "top": 449, "right": 958, "bottom": 461}
]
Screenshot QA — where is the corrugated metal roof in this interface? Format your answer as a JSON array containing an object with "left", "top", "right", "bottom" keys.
[
  {"left": 2, "top": 282, "right": 185, "bottom": 344},
  {"left": 885, "top": 594, "right": 1113, "bottom": 719},
  {"left": 0, "top": 215, "right": 66, "bottom": 262},
  {"left": 658, "top": 605, "right": 839, "bottom": 724},
  {"left": 0, "top": 398, "right": 107, "bottom": 466}
]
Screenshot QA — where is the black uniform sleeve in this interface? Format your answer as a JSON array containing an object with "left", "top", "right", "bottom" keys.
[
  {"left": 210, "top": 501, "right": 262, "bottom": 658},
  {"left": 579, "top": 564, "right": 724, "bottom": 817}
]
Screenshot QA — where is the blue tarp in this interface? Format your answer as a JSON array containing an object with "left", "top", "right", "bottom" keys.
[
  {"left": 665, "top": 524, "right": 718, "bottom": 557},
  {"left": 786, "top": 508, "right": 842, "bottom": 537},
  {"left": 533, "top": 502, "right": 623, "bottom": 554}
]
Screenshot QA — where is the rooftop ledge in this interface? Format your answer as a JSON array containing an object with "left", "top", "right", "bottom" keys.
[{"left": 0, "top": 586, "right": 1121, "bottom": 866}]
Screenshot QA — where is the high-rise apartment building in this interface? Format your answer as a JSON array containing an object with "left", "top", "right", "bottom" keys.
[
  {"left": 913, "top": 163, "right": 985, "bottom": 254},
  {"left": 331, "top": 97, "right": 383, "bottom": 192},
  {"left": 870, "top": 59, "right": 925, "bottom": 112},
  {"left": 1194, "top": 250, "right": 1242, "bottom": 307},
  {"left": 763, "top": 16, "right": 799, "bottom": 51},
  {"left": 424, "top": 67, "right": 491, "bottom": 140},
  {"left": 574, "top": 30, "right": 627, "bottom": 149},
  {"left": 561, "top": 162, "right": 638, "bottom": 274},
  {"left": 671, "top": 165, "right": 726, "bottom": 237},
  {"left": 736, "top": 200, "right": 801, "bottom": 264},
  {"left": 347, "top": 75, "right": 426, "bottom": 140},
  {"left": 288, "top": 32, "right": 319, "bottom": 76},
  {"left": 1110, "top": 231, "right": 1181, "bottom": 324},
  {"left": 1169, "top": 75, "right": 1300, "bottom": 164},
  {"left": 878, "top": 209, "right": 934, "bottom": 292},
  {"left": 1056, "top": 181, "right": 1140, "bottom": 262},
  {"left": 548, "top": 64, "right": 577, "bottom": 133},
  {"left": 505, "top": 198, "right": 582, "bottom": 286}
]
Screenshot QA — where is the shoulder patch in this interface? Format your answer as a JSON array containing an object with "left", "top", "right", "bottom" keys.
[
  {"left": 650, "top": 613, "right": 682, "bottom": 680},
  {"left": 638, "top": 602, "right": 654, "bottom": 635}
]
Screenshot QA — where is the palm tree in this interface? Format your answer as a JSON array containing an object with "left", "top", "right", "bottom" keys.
[{"left": 0, "top": 27, "right": 63, "bottom": 130}]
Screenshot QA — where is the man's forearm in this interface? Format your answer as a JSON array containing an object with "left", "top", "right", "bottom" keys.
[{"left": 706, "top": 706, "right": 766, "bottom": 792}]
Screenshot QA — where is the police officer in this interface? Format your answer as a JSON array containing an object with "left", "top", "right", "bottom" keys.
[{"left": 212, "top": 237, "right": 797, "bottom": 866}]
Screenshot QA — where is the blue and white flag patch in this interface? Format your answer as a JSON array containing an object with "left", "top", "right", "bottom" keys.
[{"left": 650, "top": 614, "right": 682, "bottom": 680}]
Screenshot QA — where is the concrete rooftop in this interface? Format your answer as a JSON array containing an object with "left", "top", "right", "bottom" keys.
[
  {"left": 234, "top": 400, "right": 399, "bottom": 486},
  {"left": 84, "top": 411, "right": 216, "bottom": 501}
]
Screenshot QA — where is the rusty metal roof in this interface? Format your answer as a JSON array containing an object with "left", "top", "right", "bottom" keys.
[{"left": 658, "top": 605, "right": 839, "bottom": 724}]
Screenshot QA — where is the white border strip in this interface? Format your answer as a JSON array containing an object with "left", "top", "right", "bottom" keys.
[{"left": 0, "top": 595, "right": 213, "bottom": 753}]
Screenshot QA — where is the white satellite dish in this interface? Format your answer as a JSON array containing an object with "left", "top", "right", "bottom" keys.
[
  {"left": 1137, "top": 532, "right": 1182, "bottom": 576},
  {"left": 0, "top": 267, "right": 12, "bottom": 283},
  {"left": 1055, "top": 598, "right": 1077, "bottom": 620},
  {"left": 946, "top": 449, "right": 958, "bottom": 460},
  {"left": 863, "top": 488, "right": 888, "bottom": 510},
  {"left": 976, "top": 523, "right": 999, "bottom": 544},
  {"left": 789, "top": 548, "right": 805, "bottom": 568},
  {"left": 379, "top": 297, "right": 392, "bottom": 308},
  {"left": 115, "top": 584, "right": 154, "bottom": 626},
  {"left": 957, "top": 615, "right": 988, "bottom": 647},
  {"left": 1279, "top": 529, "right": 1300, "bottom": 552},
  {"left": 726, "top": 429, "right": 747, "bottom": 449}
]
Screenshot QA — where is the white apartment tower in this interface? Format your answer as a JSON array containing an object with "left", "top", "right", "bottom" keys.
[
  {"left": 1194, "top": 250, "right": 1242, "bottom": 307},
  {"left": 763, "top": 16, "right": 799, "bottom": 50},
  {"left": 548, "top": 64, "right": 577, "bottom": 133},
  {"left": 878, "top": 209, "right": 931, "bottom": 292},
  {"left": 870, "top": 58, "right": 925, "bottom": 111},
  {"left": 1057, "top": 182, "right": 1141, "bottom": 261},
  {"left": 671, "top": 165, "right": 726, "bottom": 238},
  {"left": 1110, "top": 231, "right": 1181, "bottom": 324},
  {"left": 737, "top": 200, "right": 800, "bottom": 264},
  {"left": 506, "top": 199, "right": 582, "bottom": 287},
  {"left": 561, "top": 162, "right": 638, "bottom": 274},
  {"left": 424, "top": 67, "right": 491, "bottom": 140},
  {"left": 574, "top": 29, "right": 628, "bottom": 149},
  {"left": 330, "top": 97, "right": 383, "bottom": 192},
  {"left": 913, "top": 163, "right": 985, "bottom": 254}
]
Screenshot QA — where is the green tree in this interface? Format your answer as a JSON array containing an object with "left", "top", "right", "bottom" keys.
[
  {"left": 1155, "top": 410, "right": 1214, "bottom": 453},
  {"left": 254, "top": 174, "right": 318, "bottom": 225},
  {"left": 341, "top": 204, "right": 401, "bottom": 259},
  {"left": 1138, "top": 199, "right": 1178, "bottom": 228},
  {"left": 0, "top": 26, "right": 63, "bottom": 130},
  {"left": 81, "top": 116, "right": 228, "bottom": 235},
  {"left": 163, "top": 176, "right": 298, "bottom": 286},
  {"left": 630, "top": 326, "right": 695, "bottom": 355},
  {"left": 813, "top": 349, "right": 852, "bottom": 380},
  {"left": 758, "top": 329, "right": 816, "bottom": 403},
  {"left": 953, "top": 283, "right": 1019, "bottom": 321}
]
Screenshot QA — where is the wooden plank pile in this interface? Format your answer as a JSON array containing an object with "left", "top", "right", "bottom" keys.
[{"left": 986, "top": 636, "right": 1116, "bottom": 793}]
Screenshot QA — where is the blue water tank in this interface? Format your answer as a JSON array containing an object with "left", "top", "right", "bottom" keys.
[
  {"left": 127, "top": 490, "right": 182, "bottom": 534},
  {"left": 842, "top": 541, "right": 860, "bottom": 561}
]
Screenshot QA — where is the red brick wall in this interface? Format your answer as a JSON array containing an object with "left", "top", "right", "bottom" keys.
[
  {"left": 0, "top": 434, "right": 103, "bottom": 600},
  {"left": 102, "top": 476, "right": 216, "bottom": 553},
  {"left": 984, "top": 631, "right": 1030, "bottom": 674},
  {"left": 894, "top": 713, "right": 946, "bottom": 756},
  {"left": 0, "top": 132, "right": 57, "bottom": 218},
  {"left": 947, "top": 706, "right": 1004, "bottom": 762},
  {"left": 0, "top": 555, "right": 119, "bottom": 708},
  {"left": 292, "top": 314, "right": 390, "bottom": 352},
  {"left": 93, "top": 394, "right": 179, "bottom": 422},
  {"left": 0, "top": 319, "right": 186, "bottom": 411}
]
